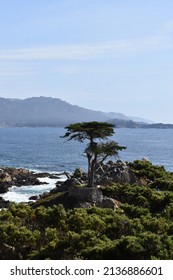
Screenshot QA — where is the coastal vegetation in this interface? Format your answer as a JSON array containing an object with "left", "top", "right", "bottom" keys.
[
  {"left": 1, "top": 160, "right": 173, "bottom": 259},
  {"left": 1, "top": 122, "right": 173, "bottom": 260}
]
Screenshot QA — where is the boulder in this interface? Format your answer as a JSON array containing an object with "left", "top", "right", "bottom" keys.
[
  {"left": 0, "top": 197, "right": 10, "bottom": 208},
  {"left": 69, "top": 186, "right": 103, "bottom": 204},
  {"left": 0, "top": 182, "right": 12, "bottom": 194},
  {"left": 101, "top": 197, "right": 118, "bottom": 210},
  {"left": 63, "top": 178, "right": 83, "bottom": 188},
  {"left": 73, "top": 168, "right": 87, "bottom": 181},
  {"left": 0, "top": 172, "right": 12, "bottom": 182},
  {"left": 29, "top": 195, "right": 39, "bottom": 201}
]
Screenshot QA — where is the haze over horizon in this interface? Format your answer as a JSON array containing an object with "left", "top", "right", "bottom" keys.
[{"left": 0, "top": 1, "right": 173, "bottom": 123}]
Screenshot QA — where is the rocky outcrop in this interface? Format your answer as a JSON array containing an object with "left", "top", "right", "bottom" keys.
[
  {"left": 95, "top": 160, "right": 137, "bottom": 185},
  {"left": 35, "top": 160, "right": 138, "bottom": 210},
  {"left": 69, "top": 186, "right": 103, "bottom": 204},
  {"left": 35, "top": 161, "right": 131, "bottom": 210},
  {"left": 35, "top": 183, "right": 119, "bottom": 210},
  {"left": 56, "top": 161, "right": 138, "bottom": 188},
  {"left": 69, "top": 186, "right": 118, "bottom": 210},
  {"left": 0, "top": 161, "right": 139, "bottom": 210},
  {"left": 0, "top": 167, "right": 45, "bottom": 194}
]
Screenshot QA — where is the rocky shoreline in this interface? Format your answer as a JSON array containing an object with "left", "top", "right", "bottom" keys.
[
  {"left": 0, "top": 167, "right": 39, "bottom": 208},
  {"left": 0, "top": 166, "right": 66, "bottom": 208},
  {"left": 0, "top": 159, "right": 157, "bottom": 210},
  {"left": 32, "top": 160, "right": 148, "bottom": 210},
  {"left": 0, "top": 167, "right": 45, "bottom": 194}
]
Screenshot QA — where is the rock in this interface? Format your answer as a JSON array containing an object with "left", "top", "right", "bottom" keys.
[
  {"left": 0, "top": 172, "right": 12, "bottom": 182},
  {"left": 29, "top": 195, "right": 39, "bottom": 201},
  {"left": 31, "top": 160, "right": 139, "bottom": 210},
  {"left": 72, "top": 168, "right": 87, "bottom": 181},
  {"left": 142, "top": 157, "right": 150, "bottom": 162},
  {"left": 0, "top": 182, "right": 12, "bottom": 194},
  {"left": 76, "top": 201, "right": 94, "bottom": 208},
  {"left": 0, "top": 197, "right": 9, "bottom": 208},
  {"left": 63, "top": 178, "right": 83, "bottom": 188},
  {"left": 36, "top": 172, "right": 61, "bottom": 179},
  {"left": 95, "top": 161, "right": 137, "bottom": 185},
  {"left": 69, "top": 186, "right": 103, "bottom": 204},
  {"left": 0, "top": 166, "right": 47, "bottom": 194},
  {"left": 54, "top": 183, "right": 69, "bottom": 192},
  {"left": 101, "top": 197, "right": 117, "bottom": 210}
]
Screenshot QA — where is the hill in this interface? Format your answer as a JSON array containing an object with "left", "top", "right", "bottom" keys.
[
  {"left": 0, "top": 96, "right": 149, "bottom": 127},
  {"left": 110, "top": 119, "right": 173, "bottom": 129}
]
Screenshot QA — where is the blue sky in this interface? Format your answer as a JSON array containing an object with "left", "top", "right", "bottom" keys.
[{"left": 0, "top": 0, "right": 173, "bottom": 123}]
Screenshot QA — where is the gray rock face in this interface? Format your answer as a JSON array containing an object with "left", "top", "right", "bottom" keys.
[
  {"left": 101, "top": 197, "right": 118, "bottom": 210},
  {"left": 0, "top": 167, "right": 43, "bottom": 194},
  {"left": 70, "top": 161, "right": 138, "bottom": 188},
  {"left": 69, "top": 186, "right": 103, "bottom": 204},
  {"left": 68, "top": 186, "right": 118, "bottom": 209},
  {"left": 95, "top": 160, "right": 137, "bottom": 185}
]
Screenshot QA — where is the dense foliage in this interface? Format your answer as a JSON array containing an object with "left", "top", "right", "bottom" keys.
[{"left": 1, "top": 160, "right": 173, "bottom": 260}]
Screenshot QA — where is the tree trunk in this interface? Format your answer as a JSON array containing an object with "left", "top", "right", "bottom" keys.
[
  {"left": 87, "top": 154, "right": 97, "bottom": 188},
  {"left": 86, "top": 140, "right": 97, "bottom": 188},
  {"left": 88, "top": 162, "right": 94, "bottom": 188}
]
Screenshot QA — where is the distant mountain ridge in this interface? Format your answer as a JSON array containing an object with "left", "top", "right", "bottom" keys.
[
  {"left": 110, "top": 119, "right": 173, "bottom": 129},
  {"left": 0, "top": 96, "right": 151, "bottom": 127}
]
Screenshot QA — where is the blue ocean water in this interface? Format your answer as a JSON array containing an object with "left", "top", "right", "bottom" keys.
[{"left": 0, "top": 127, "right": 173, "bottom": 172}]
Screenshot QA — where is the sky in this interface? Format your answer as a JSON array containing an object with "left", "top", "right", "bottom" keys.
[{"left": 0, "top": 0, "right": 173, "bottom": 123}]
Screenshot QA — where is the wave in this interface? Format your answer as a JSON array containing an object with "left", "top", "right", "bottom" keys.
[{"left": 1, "top": 174, "right": 67, "bottom": 203}]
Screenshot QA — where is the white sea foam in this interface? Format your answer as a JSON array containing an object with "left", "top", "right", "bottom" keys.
[{"left": 1, "top": 174, "right": 67, "bottom": 203}]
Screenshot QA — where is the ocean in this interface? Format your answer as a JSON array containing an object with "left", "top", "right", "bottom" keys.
[
  {"left": 0, "top": 127, "right": 173, "bottom": 172},
  {"left": 0, "top": 127, "right": 173, "bottom": 203}
]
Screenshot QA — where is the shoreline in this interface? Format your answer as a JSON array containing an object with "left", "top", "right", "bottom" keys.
[
  {"left": 0, "top": 166, "right": 68, "bottom": 207},
  {"left": 1, "top": 159, "right": 173, "bottom": 205}
]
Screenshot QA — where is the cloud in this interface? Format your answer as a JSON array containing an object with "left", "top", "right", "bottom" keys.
[
  {"left": 0, "top": 64, "right": 38, "bottom": 77},
  {"left": 51, "top": 65, "right": 79, "bottom": 75},
  {"left": 0, "top": 35, "right": 172, "bottom": 61},
  {"left": 0, "top": 60, "right": 81, "bottom": 78}
]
